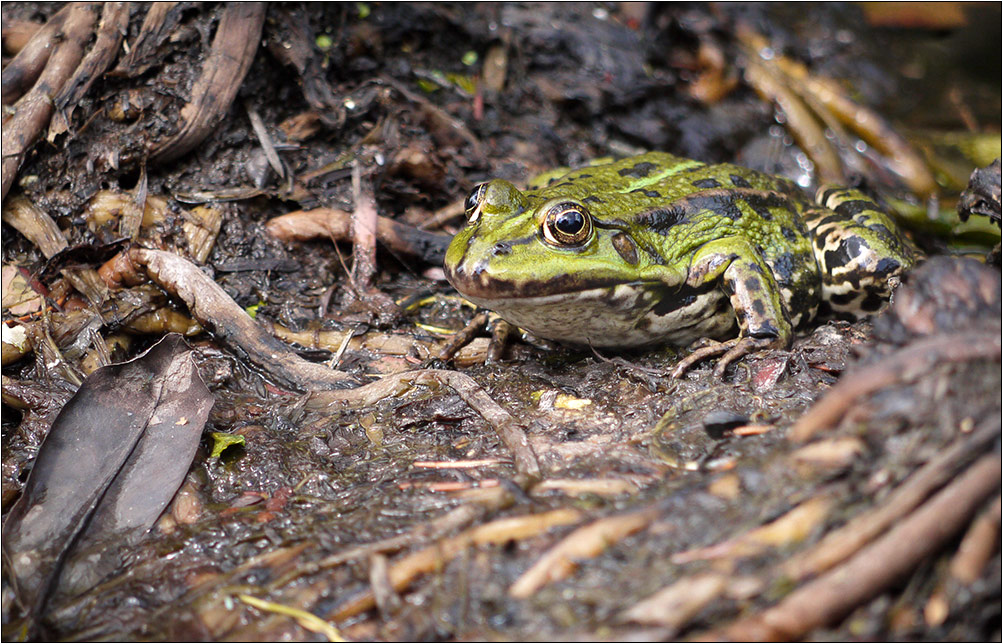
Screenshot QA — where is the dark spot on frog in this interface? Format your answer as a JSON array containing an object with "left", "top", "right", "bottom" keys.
[
  {"left": 636, "top": 206, "right": 689, "bottom": 233},
  {"left": 618, "top": 161, "right": 657, "bottom": 179},
  {"left": 833, "top": 199, "right": 880, "bottom": 217},
  {"left": 866, "top": 222, "right": 893, "bottom": 238},
  {"left": 691, "top": 178, "right": 721, "bottom": 189},
  {"left": 874, "top": 257, "right": 900, "bottom": 277},
  {"left": 650, "top": 283, "right": 712, "bottom": 316},
  {"left": 611, "top": 232, "right": 639, "bottom": 265},
  {"left": 730, "top": 174, "right": 752, "bottom": 188},
  {"left": 752, "top": 299, "right": 767, "bottom": 316},
  {"left": 583, "top": 195, "right": 604, "bottom": 204},
  {"left": 781, "top": 226, "right": 798, "bottom": 243},
  {"left": 577, "top": 173, "right": 593, "bottom": 178},
  {"left": 744, "top": 276, "right": 762, "bottom": 292},
  {"left": 771, "top": 252, "right": 795, "bottom": 282},
  {"left": 860, "top": 291, "right": 885, "bottom": 312},
  {"left": 492, "top": 241, "right": 512, "bottom": 256},
  {"left": 825, "top": 236, "right": 867, "bottom": 275},
  {"left": 829, "top": 291, "right": 858, "bottom": 306},
  {"left": 750, "top": 320, "right": 780, "bottom": 339},
  {"left": 630, "top": 188, "right": 661, "bottom": 198}
]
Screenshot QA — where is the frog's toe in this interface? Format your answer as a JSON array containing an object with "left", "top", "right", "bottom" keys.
[
  {"left": 670, "top": 338, "right": 736, "bottom": 378},
  {"left": 711, "top": 336, "right": 775, "bottom": 379},
  {"left": 671, "top": 335, "right": 780, "bottom": 379}
]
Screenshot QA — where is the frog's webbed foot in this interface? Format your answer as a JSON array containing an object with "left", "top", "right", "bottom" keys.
[{"left": 671, "top": 336, "right": 776, "bottom": 379}]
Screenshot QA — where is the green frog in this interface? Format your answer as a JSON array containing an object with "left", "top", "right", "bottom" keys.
[{"left": 443, "top": 152, "right": 920, "bottom": 377}]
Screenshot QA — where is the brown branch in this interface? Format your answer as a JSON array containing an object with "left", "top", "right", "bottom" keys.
[
  {"left": 110, "top": 2, "right": 182, "bottom": 77},
  {"left": 790, "top": 331, "right": 1002, "bottom": 442},
  {"left": 0, "top": 4, "right": 72, "bottom": 104},
  {"left": 783, "top": 419, "right": 1000, "bottom": 582},
  {"left": 948, "top": 494, "right": 1001, "bottom": 585},
  {"left": 2, "top": 3, "right": 100, "bottom": 202},
  {"left": 148, "top": 3, "right": 266, "bottom": 164},
  {"left": 307, "top": 369, "right": 541, "bottom": 481},
  {"left": 127, "top": 248, "right": 357, "bottom": 391},
  {"left": 328, "top": 509, "right": 583, "bottom": 622},
  {"left": 49, "top": 1, "right": 131, "bottom": 138},
  {"left": 509, "top": 505, "right": 660, "bottom": 598},
  {"left": 265, "top": 207, "right": 450, "bottom": 264},
  {"left": 706, "top": 454, "right": 1001, "bottom": 641}
]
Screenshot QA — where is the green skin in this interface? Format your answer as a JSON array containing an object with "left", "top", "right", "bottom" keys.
[{"left": 444, "top": 152, "right": 919, "bottom": 372}]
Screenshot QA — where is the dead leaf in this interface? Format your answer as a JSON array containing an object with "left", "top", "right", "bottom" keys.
[{"left": 1, "top": 334, "right": 213, "bottom": 618}]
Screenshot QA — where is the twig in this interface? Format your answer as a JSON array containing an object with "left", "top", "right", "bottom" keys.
[
  {"left": 791, "top": 332, "right": 1002, "bottom": 442},
  {"left": 509, "top": 505, "right": 660, "bottom": 598},
  {"left": 948, "top": 493, "right": 1001, "bottom": 584},
  {"left": 307, "top": 368, "right": 541, "bottom": 480},
  {"left": 49, "top": 2, "right": 130, "bottom": 138},
  {"left": 704, "top": 454, "right": 1001, "bottom": 641},
  {"left": 266, "top": 207, "right": 450, "bottom": 265},
  {"left": 436, "top": 311, "right": 488, "bottom": 361},
  {"left": 127, "top": 248, "right": 357, "bottom": 390},
  {"left": 783, "top": 419, "right": 1000, "bottom": 582},
  {"left": 2, "top": 3, "right": 100, "bottom": 201},
  {"left": 350, "top": 162, "right": 378, "bottom": 291},
  {"left": 328, "top": 508, "right": 583, "bottom": 621},
  {"left": 0, "top": 4, "right": 72, "bottom": 103},
  {"left": 148, "top": 3, "right": 266, "bottom": 163}
]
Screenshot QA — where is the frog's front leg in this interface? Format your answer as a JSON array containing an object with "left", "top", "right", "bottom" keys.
[{"left": 670, "top": 237, "right": 793, "bottom": 378}]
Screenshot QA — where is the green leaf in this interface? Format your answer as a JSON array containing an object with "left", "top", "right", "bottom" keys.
[{"left": 211, "top": 432, "right": 246, "bottom": 459}]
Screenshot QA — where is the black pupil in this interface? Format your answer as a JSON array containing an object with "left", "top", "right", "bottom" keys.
[
  {"left": 465, "top": 184, "right": 485, "bottom": 212},
  {"left": 555, "top": 209, "right": 584, "bottom": 235}
]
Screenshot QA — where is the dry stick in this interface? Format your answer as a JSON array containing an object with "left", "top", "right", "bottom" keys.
[
  {"left": 111, "top": 2, "right": 180, "bottom": 76},
  {"left": 2, "top": 195, "right": 69, "bottom": 258},
  {"left": 265, "top": 207, "right": 450, "bottom": 264},
  {"left": 328, "top": 508, "right": 583, "bottom": 622},
  {"left": 948, "top": 493, "right": 1001, "bottom": 585},
  {"left": 308, "top": 369, "right": 541, "bottom": 480},
  {"left": 706, "top": 454, "right": 1001, "bottom": 642},
  {"left": 350, "top": 163, "right": 379, "bottom": 290},
  {"left": 148, "top": 3, "right": 266, "bottom": 163},
  {"left": 783, "top": 419, "right": 1000, "bottom": 582},
  {"left": 48, "top": 1, "right": 131, "bottom": 139},
  {"left": 1, "top": 19, "right": 46, "bottom": 56},
  {"left": 0, "top": 4, "right": 72, "bottom": 104},
  {"left": 1, "top": 3, "right": 100, "bottom": 202},
  {"left": 737, "top": 26, "right": 937, "bottom": 197},
  {"left": 742, "top": 53, "right": 843, "bottom": 185},
  {"left": 790, "top": 331, "right": 1002, "bottom": 442},
  {"left": 509, "top": 505, "right": 660, "bottom": 598},
  {"left": 271, "top": 504, "right": 488, "bottom": 590},
  {"left": 128, "top": 248, "right": 356, "bottom": 390}
]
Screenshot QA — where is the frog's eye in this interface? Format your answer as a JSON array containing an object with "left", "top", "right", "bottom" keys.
[
  {"left": 464, "top": 183, "right": 488, "bottom": 223},
  {"left": 542, "top": 202, "right": 592, "bottom": 246}
]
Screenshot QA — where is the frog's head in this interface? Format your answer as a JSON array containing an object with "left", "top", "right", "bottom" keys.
[{"left": 444, "top": 179, "right": 646, "bottom": 305}]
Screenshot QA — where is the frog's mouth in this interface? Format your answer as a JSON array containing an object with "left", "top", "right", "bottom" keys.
[{"left": 444, "top": 259, "right": 627, "bottom": 301}]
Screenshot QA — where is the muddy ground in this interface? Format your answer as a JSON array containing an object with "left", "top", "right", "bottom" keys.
[{"left": 2, "top": 3, "right": 1001, "bottom": 641}]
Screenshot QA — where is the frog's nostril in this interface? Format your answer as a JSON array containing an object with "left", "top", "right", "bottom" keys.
[{"left": 492, "top": 242, "right": 512, "bottom": 256}]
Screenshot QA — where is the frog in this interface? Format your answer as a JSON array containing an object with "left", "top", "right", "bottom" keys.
[{"left": 443, "top": 151, "right": 920, "bottom": 377}]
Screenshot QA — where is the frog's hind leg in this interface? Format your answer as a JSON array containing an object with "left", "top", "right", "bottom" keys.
[
  {"left": 806, "top": 187, "right": 921, "bottom": 318},
  {"left": 668, "top": 237, "right": 793, "bottom": 378}
]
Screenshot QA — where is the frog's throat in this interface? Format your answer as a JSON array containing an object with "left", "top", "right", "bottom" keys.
[{"left": 457, "top": 282, "right": 730, "bottom": 349}]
